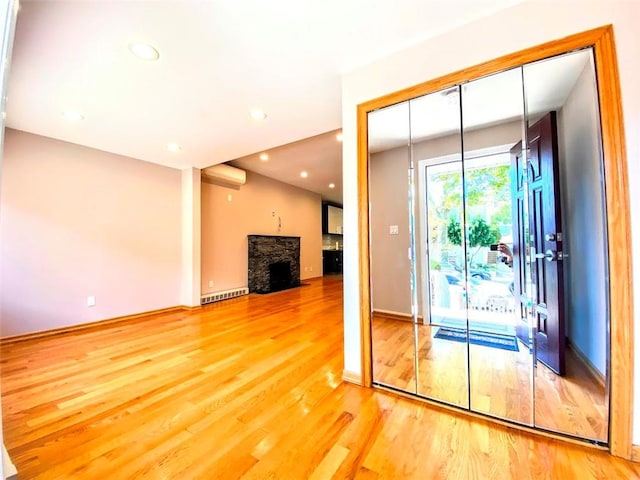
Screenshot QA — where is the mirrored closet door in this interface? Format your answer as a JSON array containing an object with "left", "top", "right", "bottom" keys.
[{"left": 368, "top": 47, "right": 609, "bottom": 443}]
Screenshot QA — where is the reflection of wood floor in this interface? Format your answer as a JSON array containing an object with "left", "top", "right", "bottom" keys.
[{"left": 372, "top": 316, "right": 608, "bottom": 441}]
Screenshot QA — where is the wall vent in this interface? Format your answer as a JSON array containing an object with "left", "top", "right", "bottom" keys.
[{"left": 200, "top": 287, "right": 248, "bottom": 305}]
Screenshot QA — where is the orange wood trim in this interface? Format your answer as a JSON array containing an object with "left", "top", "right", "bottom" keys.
[
  {"left": 181, "top": 305, "right": 203, "bottom": 312},
  {"left": 302, "top": 275, "right": 325, "bottom": 281},
  {"left": 360, "top": 26, "right": 614, "bottom": 113},
  {"left": 358, "top": 102, "right": 373, "bottom": 388},
  {"left": 357, "top": 24, "right": 633, "bottom": 458},
  {"left": 373, "top": 310, "right": 423, "bottom": 323},
  {"left": 593, "top": 26, "right": 634, "bottom": 461},
  {"left": 0, "top": 306, "right": 186, "bottom": 345}
]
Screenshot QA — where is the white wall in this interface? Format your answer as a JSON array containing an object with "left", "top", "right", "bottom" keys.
[{"left": 341, "top": 0, "right": 640, "bottom": 440}]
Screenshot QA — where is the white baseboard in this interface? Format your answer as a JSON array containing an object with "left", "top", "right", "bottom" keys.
[
  {"left": 3, "top": 443, "right": 17, "bottom": 480},
  {"left": 342, "top": 370, "right": 363, "bottom": 386}
]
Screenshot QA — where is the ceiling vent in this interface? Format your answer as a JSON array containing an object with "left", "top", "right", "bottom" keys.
[{"left": 202, "top": 164, "right": 247, "bottom": 187}]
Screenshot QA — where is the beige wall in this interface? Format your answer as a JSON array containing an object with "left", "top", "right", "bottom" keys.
[
  {"left": 201, "top": 171, "right": 322, "bottom": 294},
  {"left": 370, "top": 147, "right": 411, "bottom": 315},
  {"left": 0, "top": 129, "right": 182, "bottom": 337}
]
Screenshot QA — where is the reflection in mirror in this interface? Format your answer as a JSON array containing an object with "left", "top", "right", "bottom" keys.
[
  {"left": 368, "top": 101, "right": 417, "bottom": 393},
  {"left": 460, "top": 67, "right": 533, "bottom": 424},
  {"left": 366, "top": 46, "right": 611, "bottom": 445},
  {"left": 412, "top": 88, "right": 469, "bottom": 407},
  {"left": 523, "top": 49, "right": 609, "bottom": 442}
]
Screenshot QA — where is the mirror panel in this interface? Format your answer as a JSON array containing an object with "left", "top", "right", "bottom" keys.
[
  {"left": 523, "top": 49, "right": 609, "bottom": 441},
  {"left": 411, "top": 88, "right": 469, "bottom": 407},
  {"left": 367, "top": 46, "right": 611, "bottom": 445},
  {"left": 461, "top": 67, "right": 533, "bottom": 424},
  {"left": 369, "top": 101, "right": 417, "bottom": 393}
]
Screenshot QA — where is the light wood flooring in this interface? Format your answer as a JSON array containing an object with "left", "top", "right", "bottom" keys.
[
  {"left": 2, "top": 277, "right": 638, "bottom": 479},
  {"left": 372, "top": 316, "right": 608, "bottom": 440}
]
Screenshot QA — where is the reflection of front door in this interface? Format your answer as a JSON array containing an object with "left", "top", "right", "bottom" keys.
[
  {"left": 511, "top": 142, "right": 530, "bottom": 349},
  {"left": 511, "top": 112, "right": 565, "bottom": 375}
]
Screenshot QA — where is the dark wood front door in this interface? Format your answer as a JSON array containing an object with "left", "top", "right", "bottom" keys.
[{"left": 511, "top": 112, "right": 565, "bottom": 375}]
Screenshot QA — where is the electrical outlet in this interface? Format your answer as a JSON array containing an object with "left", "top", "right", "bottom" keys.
[
  {"left": 208, "top": 280, "right": 214, "bottom": 288},
  {"left": 389, "top": 225, "right": 399, "bottom": 235},
  {"left": 87, "top": 296, "right": 96, "bottom": 307}
]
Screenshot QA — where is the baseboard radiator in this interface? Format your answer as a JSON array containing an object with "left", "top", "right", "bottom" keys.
[{"left": 201, "top": 288, "right": 249, "bottom": 305}]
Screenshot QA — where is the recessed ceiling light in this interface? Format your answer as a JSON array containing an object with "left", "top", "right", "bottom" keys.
[
  {"left": 300, "top": 171, "right": 308, "bottom": 178},
  {"left": 259, "top": 153, "right": 269, "bottom": 161},
  {"left": 128, "top": 42, "right": 160, "bottom": 61},
  {"left": 329, "top": 183, "right": 335, "bottom": 189},
  {"left": 62, "top": 111, "right": 84, "bottom": 121},
  {"left": 336, "top": 133, "right": 343, "bottom": 142},
  {"left": 167, "top": 143, "right": 182, "bottom": 152},
  {"left": 250, "top": 108, "right": 267, "bottom": 121}
]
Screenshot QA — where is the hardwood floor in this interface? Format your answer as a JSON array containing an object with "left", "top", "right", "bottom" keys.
[
  {"left": 372, "top": 315, "right": 607, "bottom": 440},
  {"left": 2, "top": 277, "right": 638, "bottom": 479}
]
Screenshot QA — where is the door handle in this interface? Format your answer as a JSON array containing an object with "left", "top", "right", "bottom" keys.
[
  {"left": 534, "top": 250, "right": 562, "bottom": 261},
  {"left": 545, "top": 232, "right": 562, "bottom": 242}
]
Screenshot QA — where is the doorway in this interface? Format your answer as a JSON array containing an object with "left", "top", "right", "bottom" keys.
[{"left": 418, "top": 149, "right": 516, "bottom": 337}]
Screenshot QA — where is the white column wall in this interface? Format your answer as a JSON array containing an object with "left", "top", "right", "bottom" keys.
[{"left": 181, "top": 167, "right": 201, "bottom": 307}]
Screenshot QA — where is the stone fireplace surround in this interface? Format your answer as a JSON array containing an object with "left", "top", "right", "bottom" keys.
[{"left": 248, "top": 235, "right": 301, "bottom": 294}]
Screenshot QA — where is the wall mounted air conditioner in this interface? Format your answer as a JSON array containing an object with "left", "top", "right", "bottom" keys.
[{"left": 202, "top": 164, "right": 247, "bottom": 188}]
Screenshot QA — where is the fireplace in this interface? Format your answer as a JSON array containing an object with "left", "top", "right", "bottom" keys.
[
  {"left": 248, "top": 235, "right": 300, "bottom": 294},
  {"left": 269, "top": 261, "right": 292, "bottom": 292}
]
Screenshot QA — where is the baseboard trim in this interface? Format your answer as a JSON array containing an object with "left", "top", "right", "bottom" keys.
[
  {"left": 181, "top": 305, "right": 202, "bottom": 312},
  {"left": 302, "top": 275, "right": 324, "bottom": 281},
  {"left": 342, "top": 370, "right": 363, "bottom": 386},
  {"left": 0, "top": 305, "right": 188, "bottom": 345},
  {"left": 567, "top": 340, "right": 606, "bottom": 389},
  {"left": 372, "top": 309, "right": 423, "bottom": 323},
  {"left": 631, "top": 445, "right": 640, "bottom": 463},
  {"left": 3, "top": 443, "right": 17, "bottom": 480}
]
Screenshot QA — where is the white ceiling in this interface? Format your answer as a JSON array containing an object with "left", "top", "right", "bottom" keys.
[
  {"left": 230, "top": 129, "right": 344, "bottom": 204},
  {"left": 6, "top": 0, "right": 526, "bottom": 202}
]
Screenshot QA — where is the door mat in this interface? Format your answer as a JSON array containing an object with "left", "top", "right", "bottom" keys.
[
  {"left": 436, "top": 317, "right": 516, "bottom": 335},
  {"left": 434, "top": 327, "right": 519, "bottom": 352}
]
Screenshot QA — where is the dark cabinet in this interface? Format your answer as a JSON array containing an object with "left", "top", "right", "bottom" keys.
[{"left": 323, "top": 250, "right": 343, "bottom": 274}]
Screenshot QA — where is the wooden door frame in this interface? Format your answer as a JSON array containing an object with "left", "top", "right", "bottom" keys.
[{"left": 357, "top": 25, "right": 633, "bottom": 459}]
